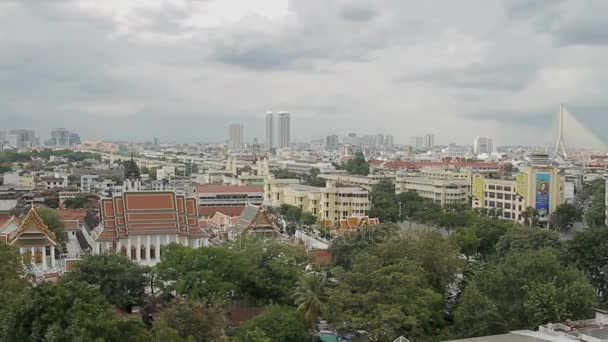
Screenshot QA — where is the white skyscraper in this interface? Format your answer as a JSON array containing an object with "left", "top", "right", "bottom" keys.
[
  {"left": 474, "top": 136, "right": 494, "bottom": 155},
  {"left": 228, "top": 123, "right": 244, "bottom": 148},
  {"left": 265, "top": 111, "right": 274, "bottom": 149},
  {"left": 278, "top": 112, "right": 291, "bottom": 149}
]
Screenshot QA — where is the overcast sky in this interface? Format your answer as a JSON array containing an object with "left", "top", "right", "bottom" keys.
[{"left": 1, "top": 0, "right": 607, "bottom": 147}]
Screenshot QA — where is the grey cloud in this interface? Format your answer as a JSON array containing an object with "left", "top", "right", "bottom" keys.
[
  {"left": 340, "top": 2, "right": 377, "bottom": 21},
  {"left": 401, "top": 63, "right": 541, "bottom": 92}
]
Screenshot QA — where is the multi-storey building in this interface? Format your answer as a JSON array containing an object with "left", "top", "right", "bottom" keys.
[
  {"left": 326, "top": 135, "right": 339, "bottom": 150},
  {"left": 319, "top": 173, "right": 395, "bottom": 191},
  {"left": 7, "top": 129, "right": 36, "bottom": 147},
  {"left": 472, "top": 163, "right": 565, "bottom": 223},
  {"left": 474, "top": 136, "right": 494, "bottom": 155},
  {"left": 195, "top": 184, "right": 264, "bottom": 218},
  {"left": 228, "top": 123, "right": 244, "bottom": 149},
  {"left": 278, "top": 112, "right": 291, "bottom": 149},
  {"left": 265, "top": 112, "right": 274, "bottom": 149},
  {"left": 265, "top": 178, "right": 370, "bottom": 223},
  {"left": 395, "top": 168, "right": 471, "bottom": 206}
]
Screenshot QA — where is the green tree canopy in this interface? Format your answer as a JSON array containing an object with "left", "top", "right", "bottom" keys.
[
  {"left": 342, "top": 152, "right": 369, "bottom": 175},
  {"left": 233, "top": 305, "right": 310, "bottom": 342},
  {"left": 549, "top": 203, "right": 582, "bottom": 230},
  {"left": 566, "top": 227, "right": 608, "bottom": 303},
  {"left": 154, "top": 300, "right": 228, "bottom": 342},
  {"left": 6, "top": 279, "right": 150, "bottom": 341},
  {"left": 64, "top": 254, "right": 149, "bottom": 311},
  {"left": 454, "top": 248, "right": 596, "bottom": 338},
  {"left": 328, "top": 253, "right": 444, "bottom": 341},
  {"left": 233, "top": 237, "right": 309, "bottom": 305}
]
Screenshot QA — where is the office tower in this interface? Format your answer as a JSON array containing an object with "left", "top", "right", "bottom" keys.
[
  {"left": 69, "top": 132, "right": 81, "bottom": 146},
  {"left": 50, "top": 128, "right": 71, "bottom": 146},
  {"left": 345, "top": 133, "right": 358, "bottom": 145},
  {"left": 278, "top": 112, "right": 290, "bottom": 149},
  {"left": 385, "top": 135, "right": 394, "bottom": 147},
  {"left": 474, "top": 136, "right": 494, "bottom": 155},
  {"left": 376, "top": 134, "right": 384, "bottom": 147},
  {"left": 265, "top": 111, "right": 274, "bottom": 149},
  {"left": 412, "top": 136, "right": 424, "bottom": 149},
  {"left": 153, "top": 137, "right": 160, "bottom": 147},
  {"left": 424, "top": 134, "right": 435, "bottom": 148},
  {"left": 228, "top": 124, "right": 244, "bottom": 148},
  {"left": 0, "top": 130, "right": 6, "bottom": 143},
  {"left": 326, "top": 135, "right": 339, "bottom": 149},
  {"left": 7, "top": 129, "right": 36, "bottom": 147}
]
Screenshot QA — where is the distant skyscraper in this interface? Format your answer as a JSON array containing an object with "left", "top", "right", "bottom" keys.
[
  {"left": 278, "top": 112, "right": 290, "bottom": 149},
  {"left": 7, "top": 129, "right": 36, "bottom": 147},
  {"left": 228, "top": 124, "right": 244, "bottom": 148},
  {"left": 474, "top": 136, "right": 494, "bottom": 155},
  {"left": 326, "top": 135, "right": 339, "bottom": 149},
  {"left": 50, "top": 128, "right": 71, "bottom": 146},
  {"left": 265, "top": 111, "right": 274, "bottom": 149},
  {"left": 153, "top": 137, "right": 160, "bottom": 146},
  {"left": 424, "top": 134, "right": 435, "bottom": 148},
  {"left": 384, "top": 135, "right": 394, "bottom": 147},
  {"left": 345, "top": 133, "right": 358, "bottom": 145},
  {"left": 412, "top": 136, "right": 424, "bottom": 149},
  {"left": 376, "top": 134, "right": 384, "bottom": 147}
]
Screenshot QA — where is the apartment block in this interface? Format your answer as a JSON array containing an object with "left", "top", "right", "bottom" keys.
[{"left": 395, "top": 168, "right": 472, "bottom": 206}]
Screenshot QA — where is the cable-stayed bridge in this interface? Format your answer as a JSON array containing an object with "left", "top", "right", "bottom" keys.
[{"left": 549, "top": 104, "right": 606, "bottom": 159}]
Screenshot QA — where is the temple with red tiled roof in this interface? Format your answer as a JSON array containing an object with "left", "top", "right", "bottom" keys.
[{"left": 91, "top": 191, "right": 208, "bottom": 265}]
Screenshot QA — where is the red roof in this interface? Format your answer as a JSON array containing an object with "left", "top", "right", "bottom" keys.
[
  {"left": 382, "top": 161, "right": 501, "bottom": 169},
  {"left": 196, "top": 185, "right": 263, "bottom": 194},
  {"left": 199, "top": 206, "right": 246, "bottom": 218}
]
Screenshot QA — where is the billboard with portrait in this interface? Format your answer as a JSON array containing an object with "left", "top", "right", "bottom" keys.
[
  {"left": 535, "top": 173, "right": 551, "bottom": 212},
  {"left": 472, "top": 174, "right": 484, "bottom": 201}
]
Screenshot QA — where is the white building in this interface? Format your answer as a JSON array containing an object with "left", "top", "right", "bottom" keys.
[
  {"left": 265, "top": 111, "right": 274, "bottom": 149},
  {"left": 474, "top": 136, "right": 494, "bottom": 155}
]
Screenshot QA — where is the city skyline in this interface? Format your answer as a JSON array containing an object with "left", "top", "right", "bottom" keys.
[{"left": 2, "top": 1, "right": 608, "bottom": 147}]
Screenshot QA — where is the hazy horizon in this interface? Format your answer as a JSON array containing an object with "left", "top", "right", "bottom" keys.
[{"left": 2, "top": 0, "right": 608, "bottom": 148}]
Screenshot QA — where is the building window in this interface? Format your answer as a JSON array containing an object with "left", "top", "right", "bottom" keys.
[
  {"left": 505, "top": 194, "right": 512, "bottom": 200},
  {"left": 497, "top": 193, "right": 503, "bottom": 199},
  {"left": 504, "top": 186, "right": 512, "bottom": 191},
  {"left": 141, "top": 245, "right": 146, "bottom": 258},
  {"left": 131, "top": 245, "right": 137, "bottom": 259},
  {"left": 489, "top": 185, "right": 496, "bottom": 190},
  {"left": 150, "top": 245, "right": 156, "bottom": 259},
  {"left": 120, "top": 246, "right": 127, "bottom": 256}
]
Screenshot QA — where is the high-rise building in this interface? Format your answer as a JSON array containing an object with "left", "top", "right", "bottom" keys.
[
  {"left": 6, "top": 129, "right": 36, "bottom": 147},
  {"left": 412, "top": 136, "right": 424, "bottom": 149},
  {"left": 50, "top": 128, "right": 71, "bottom": 146},
  {"left": 474, "top": 136, "right": 494, "bottom": 155},
  {"left": 384, "top": 135, "right": 394, "bottom": 147},
  {"left": 424, "top": 134, "right": 435, "bottom": 148},
  {"left": 345, "top": 133, "right": 358, "bottom": 145},
  {"left": 278, "top": 112, "right": 290, "bottom": 149},
  {"left": 376, "top": 134, "right": 384, "bottom": 147},
  {"left": 228, "top": 124, "right": 244, "bottom": 148},
  {"left": 326, "top": 135, "right": 339, "bottom": 149},
  {"left": 265, "top": 111, "right": 274, "bottom": 149}
]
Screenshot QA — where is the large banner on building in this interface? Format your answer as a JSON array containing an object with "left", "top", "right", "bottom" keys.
[
  {"left": 516, "top": 173, "right": 526, "bottom": 198},
  {"left": 535, "top": 173, "right": 551, "bottom": 212},
  {"left": 472, "top": 174, "right": 484, "bottom": 201}
]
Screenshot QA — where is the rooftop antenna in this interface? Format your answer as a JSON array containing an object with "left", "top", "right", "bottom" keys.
[{"left": 553, "top": 103, "right": 568, "bottom": 160}]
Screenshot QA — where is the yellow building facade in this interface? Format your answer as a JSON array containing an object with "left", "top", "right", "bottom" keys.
[{"left": 472, "top": 165, "right": 565, "bottom": 223}]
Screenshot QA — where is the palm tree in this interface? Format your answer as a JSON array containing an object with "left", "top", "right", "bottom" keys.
[{"left": 293, "top": 272, "right": 328, "bottom": 341}]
